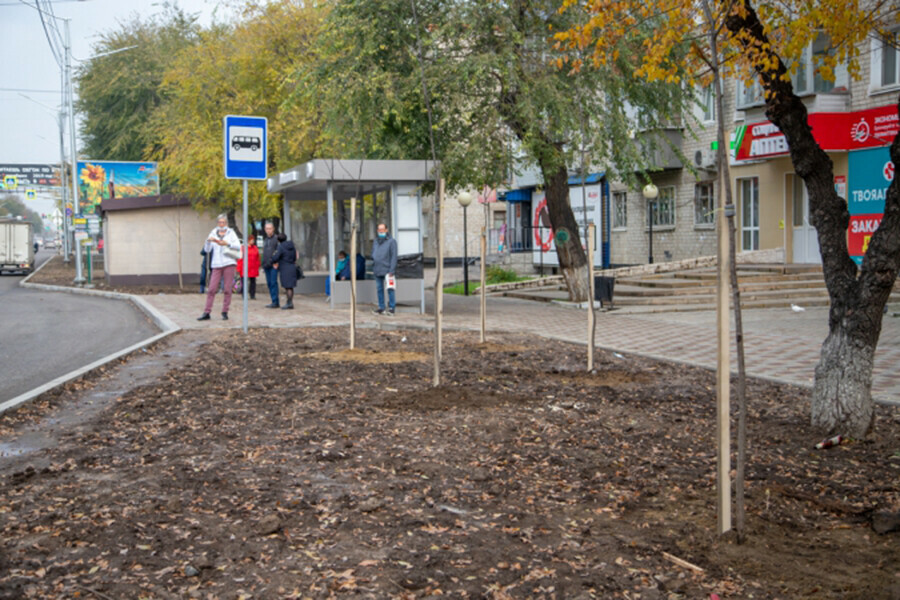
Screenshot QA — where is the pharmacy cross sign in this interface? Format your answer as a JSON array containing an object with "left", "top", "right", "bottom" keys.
[{"left": 223, "top": 115, "right": 268, "bottom": 181}]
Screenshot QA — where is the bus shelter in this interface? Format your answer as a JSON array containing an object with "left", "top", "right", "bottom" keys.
[{"left": 267, "top": 159, "right": 435, "bottom": 312}]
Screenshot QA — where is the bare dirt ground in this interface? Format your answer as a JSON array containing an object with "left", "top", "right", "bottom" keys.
[
  {"left": 30, "top": 255, "right": 201, "bottom": 295},
  {"left": 1, "top": 327, "right": 898, "bottom": 599}
]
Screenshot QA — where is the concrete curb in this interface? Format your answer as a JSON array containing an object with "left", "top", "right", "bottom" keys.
[{"left": 2, "top": 257, "right": 182, "bottom": 416}]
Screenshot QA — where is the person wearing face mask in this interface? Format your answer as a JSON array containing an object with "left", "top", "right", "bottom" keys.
[
  {"left": 198, "top": 214, "right": 241, "bottom": 321},
  {"left": 371, "top": 222, "right": 398, "bottom": 315}
]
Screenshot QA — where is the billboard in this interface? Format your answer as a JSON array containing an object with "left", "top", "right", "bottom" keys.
[
  {"left": 75, "top": 161, "right": 159, "bottom": 214},
  {"left": 0, "top": 164, "right": 60, "bottom": 188}
]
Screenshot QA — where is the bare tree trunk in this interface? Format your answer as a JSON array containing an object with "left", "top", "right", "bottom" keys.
[
  {"left": 726, "top": 0, "right": 900, "bottom": 438},
  {"left": 543, "top": 162, "right": 589, "bottom": 302}
]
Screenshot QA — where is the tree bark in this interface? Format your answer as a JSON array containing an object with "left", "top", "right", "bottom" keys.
[
  {"left": 725, "top": 1, "right": 900, "bottom": 437},
  {"left": 542, "top": 160, "right": 590, "bottom": 302}
]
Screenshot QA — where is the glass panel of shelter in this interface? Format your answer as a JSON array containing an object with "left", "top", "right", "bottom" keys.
[
  {"left": 334, "top": 184, "right": 392, "bottom": 278},
  {"left": 289, "top": 198, "right": 328, "bottom": 273}
]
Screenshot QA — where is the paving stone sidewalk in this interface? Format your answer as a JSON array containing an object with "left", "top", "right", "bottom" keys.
[{"left": 143, "top": 289, "right": 900, "bottom": 405}]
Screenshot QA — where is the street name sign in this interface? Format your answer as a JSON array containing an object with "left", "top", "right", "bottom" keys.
[{"left": 223, "top": 115, "right": 268, "bottom": 180}]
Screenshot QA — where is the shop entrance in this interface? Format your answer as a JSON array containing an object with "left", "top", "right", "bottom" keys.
[{"left": 790, "top": 175, "right": 821, "bottom": 264}]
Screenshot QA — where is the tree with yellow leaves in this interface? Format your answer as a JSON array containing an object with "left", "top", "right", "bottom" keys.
[
  {"left": 557, "top": 0, "right": 900, "bottom": 438},
  {"left": 150, "top": 2, "right": 327, "bottom": 233}
]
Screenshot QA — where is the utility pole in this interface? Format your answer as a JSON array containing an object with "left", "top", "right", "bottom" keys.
[
  {"left": 64, "top": 19, "right": 85, "bottom": 285},
  {"left": 58, "top": 109, "right": 70, "bottom": 262}
]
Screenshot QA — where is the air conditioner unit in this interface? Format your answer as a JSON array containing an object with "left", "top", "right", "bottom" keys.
[{"left": 694, "top": 149, "right": 718, "bottom": 171}]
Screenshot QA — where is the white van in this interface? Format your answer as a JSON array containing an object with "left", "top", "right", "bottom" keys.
[{"left": 0, "top": 219, "right": 36, "bottom": 274}]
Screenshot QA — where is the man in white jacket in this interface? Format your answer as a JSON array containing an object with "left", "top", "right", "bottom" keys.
[{"left": 198, "top": 214, "right": 242, "bottom": 321}]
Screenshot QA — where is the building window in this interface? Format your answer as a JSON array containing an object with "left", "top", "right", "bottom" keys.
[
  {"left": 793, "top": 34, "right": 839, "bottom": 94},
  {"left": 699, "top": 85, "right": 715, "bottom": 122},
  {"left": 694, "top": 182, "right": 715, "bottom": 225},
  {"left": 612, "top": 191, "right": 627, "bottom": 229},
  {"left": 873, "top": 30, "right": 899, "bottom": 90},
  {"left": 650, "top": 186, "right": 675, "bottom": 228},
  {"left": 739, "top": 177, "right": 760, "bottom": 251},
  {"left": 737, "top": 78, "right": 763, "bottom": 109}
]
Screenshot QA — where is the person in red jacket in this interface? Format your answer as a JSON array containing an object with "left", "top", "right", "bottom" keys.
[{"left": 236, "top": 236, "right": 261, "bottom": 300}]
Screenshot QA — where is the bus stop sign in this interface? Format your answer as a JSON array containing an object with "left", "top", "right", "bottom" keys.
[{"left": 223, "top": 115, "right": 267, "bottom": 180}]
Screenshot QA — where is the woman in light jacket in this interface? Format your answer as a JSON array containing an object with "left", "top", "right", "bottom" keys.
[{"left": 198, "top": 214, "right": 241, "bottom": 321}]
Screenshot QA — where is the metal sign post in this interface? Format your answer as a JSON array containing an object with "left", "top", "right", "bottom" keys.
[
  {"left": 350, "top": 196, "right": 358, "bottom": 350},
  {"left": 224, "top": 115, "right": 268, "bottom": 334},
  {"left": 587, "top": 223, "right": 596, "bottom": 371}
]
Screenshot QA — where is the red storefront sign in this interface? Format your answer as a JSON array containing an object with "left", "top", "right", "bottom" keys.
[
  {"left": 735, "top": 104, "right": 899, "bottom": 161},
  {"left": 848, "top": 214, "right": 883, "bottom": 256}
]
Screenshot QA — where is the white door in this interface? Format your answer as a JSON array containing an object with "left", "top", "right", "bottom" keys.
[
  {"left": 739, "top": 177, "right": 759, "bottom": 251},
  {"left": 791, "top": 176, "right": 821, "bottom": 263}
]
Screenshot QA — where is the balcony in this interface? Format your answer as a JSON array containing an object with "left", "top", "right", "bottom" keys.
[{"left": 634, "top": 128, "right": 684, "bottom": 171}]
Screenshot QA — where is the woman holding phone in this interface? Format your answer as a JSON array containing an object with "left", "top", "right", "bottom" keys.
[{"left": 198, "top": 214, "right": 241, "bottom": 321}]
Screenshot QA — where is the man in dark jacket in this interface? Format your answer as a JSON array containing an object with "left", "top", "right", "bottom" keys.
[
  {"left": 261, "top": 222, "right": 280, "bottom": 308},
  {"left": 371, "top": 223, "right": 398, "bottom": 315}
]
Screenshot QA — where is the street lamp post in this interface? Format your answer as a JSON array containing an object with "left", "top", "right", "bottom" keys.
[
  {"left": 643, "top": 183, "right": 658, "bottom": 265},
  {"left": 63, "top": 20, "right": 86, "bottom": 286},
  {"left": 457, "top": 191, "right": 474, "bottom": 295}
]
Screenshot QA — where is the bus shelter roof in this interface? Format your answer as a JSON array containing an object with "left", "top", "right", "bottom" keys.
[{"left": 267, "top": 159, "right": 438, "bottom": 194}]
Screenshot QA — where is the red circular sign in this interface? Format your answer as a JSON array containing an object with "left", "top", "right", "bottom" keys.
[{"left": 533, "top": 198, "right": 552, "bottom": 252}]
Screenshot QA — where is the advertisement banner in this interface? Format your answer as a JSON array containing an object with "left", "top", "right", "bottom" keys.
[
  {"left": 75, "top": 161, "right": 159, "bottom": 214},
  {"left": 848, "top": 147, "right": 894, "bottom": 265},
  {"left": 0, "top": 164, "right": 60, "bottom": 188}
]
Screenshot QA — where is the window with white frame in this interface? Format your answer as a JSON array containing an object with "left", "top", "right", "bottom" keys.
[
  {"left": 612, "top": 191, "right": 627, "bottom": 229},
  {"left": 792, "top": 34, "right": 842, "bottom": 94},
  {"left": 872, "top": 29, "right": 899, "bottom": 91},
  {"left": 694, "top": 182, "right": 715, "bottom": 225},
  {"left": 650, "top": 186, "right": 675, "bottom": 227},
  {"left": 698, "top": 85, "right": 715, "bottom": 122}
]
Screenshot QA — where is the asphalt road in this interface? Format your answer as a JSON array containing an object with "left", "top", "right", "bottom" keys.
[{"left": 0, "top": 250, "right": 159, "bottom": 402}]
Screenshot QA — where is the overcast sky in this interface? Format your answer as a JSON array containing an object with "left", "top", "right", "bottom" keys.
[{"left": 0, "top": 0, "right": 230, "bottom": 216}]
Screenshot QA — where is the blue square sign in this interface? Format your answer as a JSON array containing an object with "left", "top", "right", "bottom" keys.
[{"left": 224, "top": 115, "right": 267, "bottom": 180}]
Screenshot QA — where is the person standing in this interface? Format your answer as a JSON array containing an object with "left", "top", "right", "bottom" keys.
[
  {"left": 236, "top": 236, "right": 261, "bottom": 300},
  {"left": 261, "top": 222, "right": 280, "bottom": 308},
  {"left": 199, "top": 248, "right": 209, "bottom": 294},
  {"left": 271, "top": 232, "right": 298, "bottom": 310},
  {"left": 371, "top": 222, "right": 397, "bottom": 315},
  {"left": 198, "top": 214, "right": 241, "bottom": 321}
]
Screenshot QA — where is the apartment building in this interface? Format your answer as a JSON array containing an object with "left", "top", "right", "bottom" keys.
[{"left": 610, "top": 30, "right": 898, "bottom": 267}]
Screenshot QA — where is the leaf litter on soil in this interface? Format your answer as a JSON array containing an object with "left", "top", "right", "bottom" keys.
[{"left": 1, "top": 327, "right": 898, "bottom": 600}]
